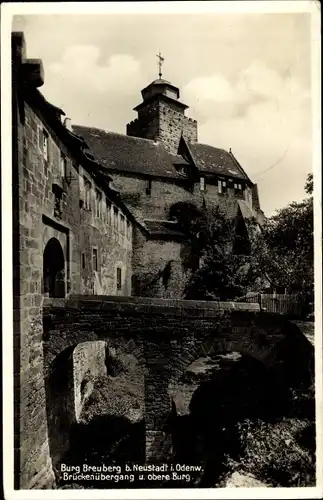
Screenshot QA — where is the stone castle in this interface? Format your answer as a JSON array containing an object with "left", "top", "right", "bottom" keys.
[{"left": 11, "top": 32, "right": 274, "bottom": 489}]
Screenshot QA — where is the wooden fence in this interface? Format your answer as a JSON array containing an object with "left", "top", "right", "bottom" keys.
[{"left": 235, "top": 293, "right": 304, "bottom": 317}]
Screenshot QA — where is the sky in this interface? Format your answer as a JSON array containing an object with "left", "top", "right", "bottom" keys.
[{"left": 12, "top": 9, "right": 313, "bottom": 216}]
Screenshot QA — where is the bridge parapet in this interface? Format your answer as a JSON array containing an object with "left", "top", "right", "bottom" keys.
[{"left": 44, "top": 295, "right": 260, "bottom": 315}]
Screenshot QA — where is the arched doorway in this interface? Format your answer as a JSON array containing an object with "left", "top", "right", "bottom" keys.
[{"left": 43, "top": 237, "right": 65, "bottom": 297}]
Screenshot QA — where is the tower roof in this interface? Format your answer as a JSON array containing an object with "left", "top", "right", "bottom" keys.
[{"left": 140, "top": 78, "right": 181, "bottom": 102}]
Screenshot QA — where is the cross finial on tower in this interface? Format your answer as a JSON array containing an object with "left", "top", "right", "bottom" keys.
[{"left": 156, "top": 51, "right": 164, "bottom": 79}]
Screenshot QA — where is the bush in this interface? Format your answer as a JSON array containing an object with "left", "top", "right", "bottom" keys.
[{"left": 232, "top": 418, "right": 315, "bottom": 486}]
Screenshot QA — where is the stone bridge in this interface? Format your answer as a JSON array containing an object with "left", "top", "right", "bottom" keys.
[{"left": 41, "top": 295, "right": 314, "bottom": 481}]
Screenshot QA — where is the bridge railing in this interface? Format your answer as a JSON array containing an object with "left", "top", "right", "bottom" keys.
[{"left": 235, "top": 292, "right": 305, "bottom": 317}]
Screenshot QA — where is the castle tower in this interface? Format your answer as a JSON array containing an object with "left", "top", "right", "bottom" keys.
[{"left": 127, "top": 54, "right": 198, "bottom": 155}]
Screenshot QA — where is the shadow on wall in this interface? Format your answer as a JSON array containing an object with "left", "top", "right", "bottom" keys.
[
  {"left": 44, "top": 346, "right": 76, "bottom": 479},
  {"left": 132, "top": 260, "right": 176, "bottom": 297}
]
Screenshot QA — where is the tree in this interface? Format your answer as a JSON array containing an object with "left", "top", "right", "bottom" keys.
[
  {"left": 174, "top": 203, "right": 264, "bottom": 301},
  {"left": 255, "top": 173, "right": 313, "bottom": 299},
  {"left": 178, "top": 172, "right": 314, "bottom": 305}
]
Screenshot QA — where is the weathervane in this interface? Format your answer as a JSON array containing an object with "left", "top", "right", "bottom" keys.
[{"left": 156, "top": 51, "right": 164, "bottom": 79}]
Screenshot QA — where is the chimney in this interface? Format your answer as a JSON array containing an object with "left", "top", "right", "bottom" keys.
[{"left": 64, "top": 117, "right": 72, "bottom": 131}]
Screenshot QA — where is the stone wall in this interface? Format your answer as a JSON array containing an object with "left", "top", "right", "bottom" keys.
[
  {"left": 73, "top": 340, "right": 108, "bottom": 422},
  {"left": 112, "top": 171, "right": 257, "bottom": 299},
  {"left": 14, "top": 96, "right": 133, "bottom": 488},
  {"left": 14, "top": 98, "right": 82, "bottom": 488},
  {"left": 111, "top": 171, "right": 255, "bottom": 223},
  {"left": 111, "top": 173, "right": 194, "bottom": 220},
  {"left": 157, "top": 101, "right": 198, "bottom": 155},
  {"left": 132, "top": 229, "right": 190, "bottom": 298},
  {"left": 127, "top": 100, "right": 198, "bottom": 155},
  {"left": 79, "top": 165, "right": 132, "bottom": 295}
]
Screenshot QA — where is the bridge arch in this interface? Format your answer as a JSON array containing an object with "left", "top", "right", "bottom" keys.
[
  {"left": 167, "top": 313, "right": 314, "bottom": 397},
  {"left": 43, "top": 332, "right": 147, "bottom": 473}
]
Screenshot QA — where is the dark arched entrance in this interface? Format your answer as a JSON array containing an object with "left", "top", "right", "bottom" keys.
[{"left": 43, "top": 237, "right": 65, "bottom": 298}]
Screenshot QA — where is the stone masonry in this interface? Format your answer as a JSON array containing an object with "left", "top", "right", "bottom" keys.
[
  {"left": 127, "top": 99, "right": 198, "bottom": 155},
  {"left": 12, "top": 32, "right": 135, "bottom": 489}
]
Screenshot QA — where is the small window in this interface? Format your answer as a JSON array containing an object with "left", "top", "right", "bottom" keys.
[
  {"left": 218, "top": 180, "right": 227, "bottom": 194},
  {"left": 81, "top": 253, "right": 86, "bottom": 269},
  {"left": 43, "top": 130, "right": 49, "bottom": 161},
  {"left": 92, "top": 248, "right": 98, "bottom": 271},
  {"left": 127, "top": 221, "right": 131, "bottom": 239},
  {"left": 234, "top": 183, "right": 243, "bottom": 197},
  {"left": 146, "top": 179, "right": 152, "bottom": 196},
  {"left": 84, "top": 178, "right": 91, "bottom": 210},
  {"left": 60, "top": 153, "right": 67, "bottom": 178},
  {"left": 200, "top": 177, "right": 205, "bottom": 191},
  {"left": 116, "top": 267, "right": 122, "bottom": 290},
  {"left": 95, "top": 189, "right": 102, "bottom": 218}
]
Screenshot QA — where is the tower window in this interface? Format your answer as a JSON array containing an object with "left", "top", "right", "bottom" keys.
[
  {"left": 81, "top": 253, "right": 86, "bottom": 269},
  {"left": 116, "top": 267, "right": 122, "bottom": 290},
  {"left": 218, "top": 180, "right": 227, "bottom": 194},
  {"left": 146, "top": 179, "right": 152, "bottom": 196},
  {"left": 200, "top": 177, "right": 205, "bottom": 191}
]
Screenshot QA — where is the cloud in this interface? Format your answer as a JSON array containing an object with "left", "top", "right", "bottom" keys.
[
  {"left": 183, "top": 59, "right": 310, "bottom": 122},
  {"left": 182, "top": 60, "right": 311, "bottom": 215},
  {"left": 48, "top": 45, "right": 143, "bottom": 95}
]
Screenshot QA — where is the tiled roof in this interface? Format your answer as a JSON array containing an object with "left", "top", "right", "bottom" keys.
[
  {"left": 188, "top": 143, "right": 249, "bottom": 180},
  {"left": 142, "top": 219, "right": 185, "bottom": 238},
  {"left": 72, "top": 125, "right": 184, "bottom": 179}
]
